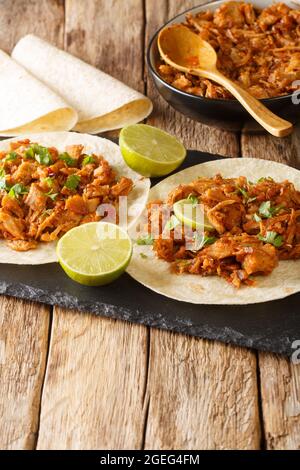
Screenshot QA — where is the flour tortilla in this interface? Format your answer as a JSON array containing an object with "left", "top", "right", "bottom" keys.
[
  {"left": 0, "top": 132, "right": 150, "bottom": 265},
  {"left": 127, "top": 158, "right": 300, "bottom": 305},
  {"left": 12, "top": 35, "right": 153, "bottom": 134},
  {"left": 0, "top": 50, "right": 77, "bottom": 137}
]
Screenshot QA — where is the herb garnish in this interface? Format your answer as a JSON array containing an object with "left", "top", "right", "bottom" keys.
[
  {"left": 140, "top": 253, "right": 148, "bottom": 259},
  {"left": 258, "top": 231, "right": 283, "bottom": 248},
  {"left": 192, "top": 233, "right": 217, "bottom": 251},
  {"left": 26, "top": 144, "right": 52, "bottom": 165},
  {"left": 64, "top": 174, "right": 81, "bottom": 190},
  {"left": 5, "top": 151, "right": 18, "bottom": 162},
  {"left": 136, "top": 234, "right": 154, "bottom": 246},
  {"left": 253, "top": 213, "right": 262, "bottom": 223},
  {"left": 259, "top": 201, "right": 283, "bottom": 219},
  {"left": 257, "top": 177, "right": 274, "bottom": 183},
  {"left": 165, "top": 215, "right": 180, "bottom": 231},
  {"left": 237, "top": 187, "right": 256, "bottom": 203},
  {"left": 8, "top": 183, "right": 29, "bottom": 199},
  {"left": 59, "top": 152, "right": 76, "bottom": 167},
  {"left": 82, "top": 155, "right": 95, "bottom": 166},
  {"left": 187, "top": 194, "right": 198, "bottom": 206}
]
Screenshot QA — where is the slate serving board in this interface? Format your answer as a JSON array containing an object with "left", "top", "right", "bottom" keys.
[{"left": 0, "top": 150, "right": 299, "bottom": 357}]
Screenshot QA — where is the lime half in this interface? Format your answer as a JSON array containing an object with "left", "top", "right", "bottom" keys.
[
  {"left": 173, "top": 198, "right": 214, "bottom": 231},
  {"left": 119, "top": 124, "right": 186, "bottom": 177},
  {"left": 57, "top": 222, "right": 132, "bottom": 286}
]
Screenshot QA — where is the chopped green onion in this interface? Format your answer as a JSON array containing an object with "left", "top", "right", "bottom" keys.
[
  {"left": 43, "top": 177, "right": 54, "bottom": 188},
  {"left": 64, "top": 174, "right": 81, "bottom": 190}
]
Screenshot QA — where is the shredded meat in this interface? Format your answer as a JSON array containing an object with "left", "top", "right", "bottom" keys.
[
  {"left": 158, "top": 1, "right": 300, "bottom": 99},
  {"left": 0, "top": 140, "right": 133, "bottom": 251},
  {"left": 147, "top": 173, "right": 300, "bottom": 288}
]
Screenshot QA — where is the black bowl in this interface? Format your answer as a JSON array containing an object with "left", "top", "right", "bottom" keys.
[{"left": 147, "top": 0, "right": 300, "bottom": 133}]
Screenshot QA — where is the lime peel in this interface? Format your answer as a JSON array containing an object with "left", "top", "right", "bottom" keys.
[
  {"left": 119, "top": 124, "right": 186, "bottom": 177},
  {"left": 57, "top": 222, "right": 132, "bottom": 286}
]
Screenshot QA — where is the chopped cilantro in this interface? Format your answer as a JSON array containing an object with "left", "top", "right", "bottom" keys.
[
  {"left": 59, "top": 152, "right": 76, "bottom": 167},
  {"left": 259, "top": 201, "right": 283, "bottom": 219},
  {"left": 258, "top": 231, "right": 283, "bottom": 248},
  {"left": 165, "top": 215, "right": 180, "bottom": 231},
  {"left": 253, "top": 213, "right": 262, "bottom": 223},
  {"left": 192, "top": 233, "right": 217, "bottom": 251},
  {"left": 82, "top": 155, "right": 95, "bottom": 166},
  {"left": 140, "top": 253, "right": 148, "bottom": 259},
  {"left": 257, "top": 177, "right": 274, "bottom": 183},
  {"left": 187, "top": 194, "right": 198, "bottom": 206},
  {"left": 43, "top": 177, "right": 54, "bottom": 188},
  {"left": 237, "top": 186, "right": 256, "bottom": 203},
  {"left": 8, "top": 183, "right": 29, "bottom": 198},
  {"left": 26, "top": 144, "right": 52, "bottom": 165},
  {"left": 136, "top": 234, "right": 154, "bottom": 246},
  {"left": 5, "top": 151, "right": 18, "bottom": 162},
  {"left": 64, "top": 174, "right": 81, "bottom": 190}
]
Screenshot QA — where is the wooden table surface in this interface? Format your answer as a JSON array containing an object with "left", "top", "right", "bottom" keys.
[{"left": 0, "top": 0, "right": 299, "bottom": 451}]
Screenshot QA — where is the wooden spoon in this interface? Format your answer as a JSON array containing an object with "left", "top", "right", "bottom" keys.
[{"left": 158, "top": 25, "right": 293, "bottom": 137}]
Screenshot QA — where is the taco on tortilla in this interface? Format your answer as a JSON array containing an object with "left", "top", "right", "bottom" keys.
[
  {"left": 0, "top": 132, "right": 150, "bottom": 265},
  {"left": 127, "top": 158, "right": 300, "bottom": 305}
]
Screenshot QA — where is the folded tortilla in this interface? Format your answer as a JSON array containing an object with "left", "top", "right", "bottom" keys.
[
  {"left": 12, "top": 35, "right": 153, "bottom": 134},
  {"left": 0, "top": 50, "right": 77, "bottom": 137},
  {"left": 0, "top": 132, "right": 150, "bottom": 265},
  {"left": 127, "top": 158, "right": 300, "bottom": 305}
]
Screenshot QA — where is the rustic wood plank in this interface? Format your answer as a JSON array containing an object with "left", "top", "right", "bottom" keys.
[
  {"left": 65, "top": 0, "right": 145, "bottom": 139},
  {"left": 0, "top": 0, "right": 65, "bottom": 51},
  {"left": 144, "top": 332, "right": 260, "bottom": 450},
  {"left": 37, "top": 309, "right": 148, "bottom": 450},
  {"left": 0, "top": 297, "right": 50, "bottom": 450},
  {"left": 36, "top": 0, "right": 149, "bottom": 450},
  {"left": 241, "top": 124, "right": 300, "bottom": 169},
  {"left": 259, "top": 354, "right": 300, "bottom": 450},
  {"left": 145, "top": 0, "right": 240, "bottom": 156},
  {"left": 0, "top": 0, "right": 64, "bottom": 450}
]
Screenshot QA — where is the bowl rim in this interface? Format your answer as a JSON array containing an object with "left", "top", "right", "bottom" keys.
[{"left": 146, "top": 0, "right": 295, "bottom": 105}]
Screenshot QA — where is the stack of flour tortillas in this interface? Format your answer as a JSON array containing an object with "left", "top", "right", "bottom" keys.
[{"left": 0, "top": 35, "right": 152, "bottom": 136}]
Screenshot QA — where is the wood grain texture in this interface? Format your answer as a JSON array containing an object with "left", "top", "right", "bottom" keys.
[
  {"left": 37, "top": 309, "right": 148, "bottom": 450},
  {"left": 145, "top": 0, "right": 240, "bottom": 155},
  {"left": 241, "top": 124, "right": 300, "bottom": 169},
  {"left": 144, "top": 332, "right": 260, "bottom": 450},
  {"left": 259, "top": 354, "right": 300, "bottom": 450},
  {"left": 0, "top": 297, "right": 49, "bottom": 450},
  {"left": 0, "top": 0, "right": 64, "bottom": 52},
  {"left": 0, "top": 0, "right": 63, "bottom": 451}
]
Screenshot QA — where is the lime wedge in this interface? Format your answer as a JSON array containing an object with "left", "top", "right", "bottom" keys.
[
  {"left": 57, "top": 222, "right": 132, "bottom": 286},
  {"left": 173, "top": 198, "right": 214, "bottom": 231},
  {"left": 119, "top": 124, "right": 186, "bottom": 177}
]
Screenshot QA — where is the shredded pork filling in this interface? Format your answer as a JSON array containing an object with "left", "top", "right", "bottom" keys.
[
  {"left": 158, "top": 1, "right": 300, "bottom": 99},
  {"left": 0, "top": 139, "right": 133, "bottom": 251},
  {"left": 147, "top": 174, "right": 300, "bottom": 288}
]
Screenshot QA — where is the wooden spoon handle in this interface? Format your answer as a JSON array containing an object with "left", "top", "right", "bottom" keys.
[{"left": 201, "top": 70, "right": 293, "bottom": 137}]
